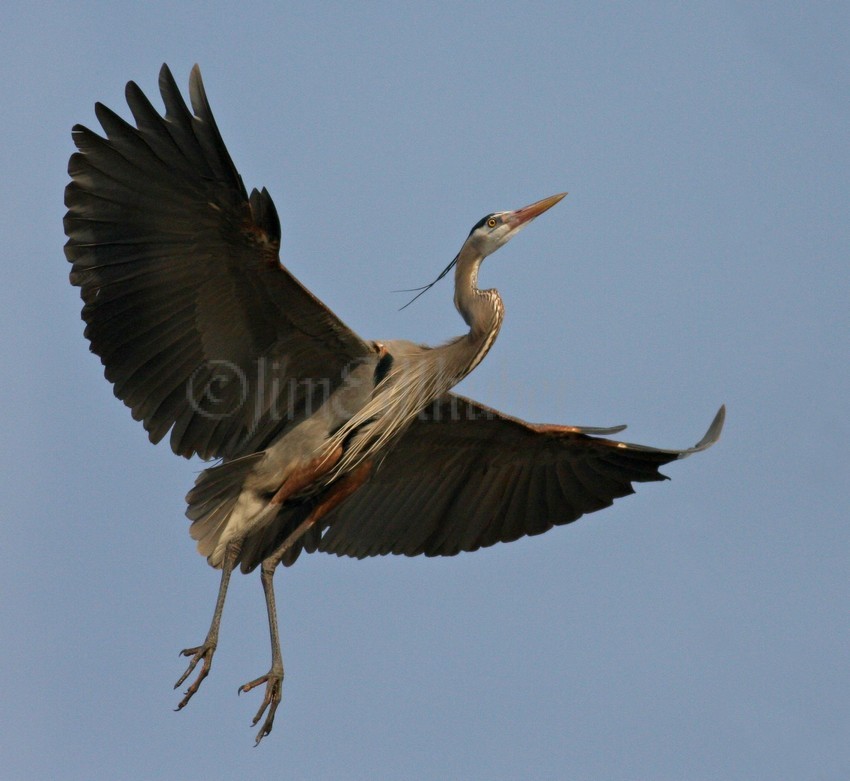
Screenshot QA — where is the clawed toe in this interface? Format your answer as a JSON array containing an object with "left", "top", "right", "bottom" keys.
[
  {"left": 174, "top": 642, "right": 216, "bottom": 710},
  {"left": 238, "top": 670, "right": 283, "bottom": 745}
]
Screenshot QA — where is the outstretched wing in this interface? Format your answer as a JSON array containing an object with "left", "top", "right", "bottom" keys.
[
  {"left": 64, "top": 64, "right": 371, "bottom": 460},
  {"left": 317, "top": 395, "right": 725, "bottom": 558}
]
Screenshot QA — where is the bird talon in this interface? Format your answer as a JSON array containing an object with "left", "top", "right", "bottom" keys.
[
  {"left": 239, "top": 671, "right": 283, "bottom": 745},
  {"left": 253, "top": 706, "right": 278, "bottom": 746},
  {"left": 254, "top": 721, "right": 274, "bottom": 747},
  {"left": 173, "top": 642, "right": 216, "bottom": 708},
  {"left": 237, "top": 679, "right": 258, "bottom": 695}
]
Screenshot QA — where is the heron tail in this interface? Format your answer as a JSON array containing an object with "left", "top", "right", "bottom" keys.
[{"left": 185, "top": 453, "right": 265, "bottom": 564}]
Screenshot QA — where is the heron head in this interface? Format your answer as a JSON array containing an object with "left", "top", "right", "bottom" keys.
[
  {"left": 464, "top": 192, "right": 567, "bottom": 258},
  {"left": 398, "top": 192, "right": 566, "bottom": 310}
]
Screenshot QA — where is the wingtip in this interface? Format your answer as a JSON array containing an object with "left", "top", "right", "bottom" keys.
[{"left": 682, "top": 404, "right": 726, "bottom": 457}]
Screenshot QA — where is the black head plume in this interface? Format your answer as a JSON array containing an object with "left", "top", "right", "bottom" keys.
[{"left": 396, "top": 253, "right": 459, "bottom": 310}]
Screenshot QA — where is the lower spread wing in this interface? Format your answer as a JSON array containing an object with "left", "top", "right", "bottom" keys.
[
  {"left": 318, "top": 395, "right": 725, "bottom": 558},
  {"left": 64, "top": 64, "right": 371, "bottom": 460}
]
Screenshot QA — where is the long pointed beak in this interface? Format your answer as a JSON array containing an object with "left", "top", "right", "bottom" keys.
[{"left": 506, "top": 192, "right": 567, "bottom": 229}]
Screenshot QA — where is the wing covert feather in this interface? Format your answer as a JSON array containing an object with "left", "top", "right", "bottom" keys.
[
  {"left": 318, "top": 395, "right": 724, "bottom": 558},
  {"left": 65, "top": 64, "right": 371, "bottom": 459}
]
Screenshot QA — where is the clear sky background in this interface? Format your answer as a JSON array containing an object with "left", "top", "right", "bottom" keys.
[{"left": 2, "top": 2, "right": 847, "bottom": 779}]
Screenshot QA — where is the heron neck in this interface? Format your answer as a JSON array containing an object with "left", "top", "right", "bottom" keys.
[
  {"left": 453, "top": 244, "right": 493, "bottom": 329},
  {"left": 452, "top": 243, "right": 504, "bottom": 376}
]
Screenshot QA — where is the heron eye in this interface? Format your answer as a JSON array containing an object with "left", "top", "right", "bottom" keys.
[{"left": 487, "top": 217, "right": 497, "bottom": 228}]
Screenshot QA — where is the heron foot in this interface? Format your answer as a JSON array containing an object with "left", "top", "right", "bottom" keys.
[
  {"left": 173, "top": 641, "right": 216, "bottom": 710},
  {"left": 238, "top": 668, "right": 283, "bottom": 746}
]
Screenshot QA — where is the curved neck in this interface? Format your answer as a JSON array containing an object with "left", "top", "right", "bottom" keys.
[
  {"left": 451, "top": 241, "right": 504, "bottom": 377},
  {"left": 453, "top": 244, "right": 495, "bottom": 331}
]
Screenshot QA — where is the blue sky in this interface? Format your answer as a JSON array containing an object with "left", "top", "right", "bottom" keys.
[{"left": 2, "top": 2, "right": 848, "bottom": 779}]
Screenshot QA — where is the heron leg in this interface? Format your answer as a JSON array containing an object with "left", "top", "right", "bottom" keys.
[
  {"left": 238, "top": 460, "right": 374, "bottom": 745},
  {"left": 174, "top": 539, "right": 241, "bottom": 710},
  {"left": 238, "top": 561, "right": 283, "bottom": 746},
  {"left": 269, "top": 459, "right": 375, "bottom": 569},
  {"left": 268, "top": 444, "right": 343, "bottom": 506}
]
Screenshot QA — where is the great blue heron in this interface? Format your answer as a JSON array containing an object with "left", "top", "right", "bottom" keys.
[{"left": 64, "top": 64, "right": 724, "bottom": 744}]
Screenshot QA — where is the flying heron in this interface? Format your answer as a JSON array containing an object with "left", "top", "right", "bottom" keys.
[{"left": 64, "top": 64, "right": 724, "bottom": 744}]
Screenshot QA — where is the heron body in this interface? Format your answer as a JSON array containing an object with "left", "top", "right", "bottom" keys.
[{"left": 64, "top": 64, "right": 724, "bottom": 744}]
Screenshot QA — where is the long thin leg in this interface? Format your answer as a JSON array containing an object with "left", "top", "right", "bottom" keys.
[
  {"left": 174, "top": 539, "right": 241, "bottom": 710},
  {"left": 239, "top": 460, "right": 373, "bottom": 744},
  {"left": 238, "top": 561, "right": 283, "bottom": 746}
]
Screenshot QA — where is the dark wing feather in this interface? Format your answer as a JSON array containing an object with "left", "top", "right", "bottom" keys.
[
  {"left": 64, "top": 64, "right": 371, "bottom": 459},
  {"left": 318, "top": 395, "right": 724, "bottom": 558}
]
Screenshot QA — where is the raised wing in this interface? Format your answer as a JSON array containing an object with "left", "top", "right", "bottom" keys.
[
  {"left": 64, "top": 64, "right": 371, "bottom": 459},
  {"left": 317, "top": 395, "right": 725, "bottom": 558}
]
